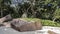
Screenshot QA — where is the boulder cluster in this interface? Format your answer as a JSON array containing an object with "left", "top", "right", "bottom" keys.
[{"left": 0, "top": 14, "right": 42, "bottom": 32}]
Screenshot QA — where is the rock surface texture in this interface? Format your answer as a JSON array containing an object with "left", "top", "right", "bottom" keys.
[
  {"left": 0, "top": 14, "right": 12, "bottom": 26},
  {"left": 0, "top": 14, "right": 12, "bottom": 24},
  {"left": 11, "top": 19, "right": 42, "bottom": 32}
]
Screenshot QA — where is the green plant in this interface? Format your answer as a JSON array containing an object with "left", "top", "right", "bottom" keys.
[
  {"left": 41, "top": 19, "right": 60, "bottom": 27},
  {"left": 20, "top": 18, "right": 60, "bottom": 27}
]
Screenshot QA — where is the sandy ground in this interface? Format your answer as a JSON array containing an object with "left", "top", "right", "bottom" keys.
[{"left": 0, "top": 26, "right": 60, "bottom": 34}]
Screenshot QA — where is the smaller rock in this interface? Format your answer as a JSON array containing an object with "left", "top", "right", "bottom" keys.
[
  {"left": 48, "top": 30, "right": 57, "bottom": 34},
  {"left": 3, "top": 22, "right": 11, "bottom": 27},
  {"left": 0, "top": 14, "right": 12, "bottom": 25},
  {"left": 0, "top": 14, "right": 12, "bottom": 22}
]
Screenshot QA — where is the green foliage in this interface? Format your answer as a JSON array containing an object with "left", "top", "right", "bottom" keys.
[
  {"left": 0, "top": 0, "right": 60, "bottom": 22},
  {"left": 41, "top": 19, "right": 60, "bottom": 27},
  {"left": 0, "top": 0, "right": 3, "bottom": 4},
  {"left": 53, "top": 8, "right": 60, "bottom": 18},
  {"left": 20, "top": 18, "right": 60, "bottom": 27},
  {"left": 20, "top": 18, "right": 41, "bottom": 22}
]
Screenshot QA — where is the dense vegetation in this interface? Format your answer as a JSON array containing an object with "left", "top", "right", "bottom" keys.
[
  {"left": 0, "top": 0, "right": 60, "bottom": 23},
  {"left": 20, "top": 18, "right": 60, "bottom": 27}
]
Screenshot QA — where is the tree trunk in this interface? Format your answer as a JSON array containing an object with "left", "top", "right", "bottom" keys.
[
  {"left": 53, "top": 18, "right": 56, "bottom": 23},
  {"left": 1, "top": 9, "right": 3, "bottom": 18}
]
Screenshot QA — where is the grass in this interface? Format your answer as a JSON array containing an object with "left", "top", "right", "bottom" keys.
[
  {"left": 41, "top": 19, "right": 60, "bottom": 27},
  {"left": 20, "top": 18, "right": 41, "bottom": 22},
  {"left": 20, "top": 18, "right": 60, "bottom": 27}
]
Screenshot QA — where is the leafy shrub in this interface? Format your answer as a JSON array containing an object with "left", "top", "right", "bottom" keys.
[
  {"left": 41, "top": 19, "right": 60, "bottom": 27},
  {"left": 20, "top": 18, "right": 60, "bottom": 27}
]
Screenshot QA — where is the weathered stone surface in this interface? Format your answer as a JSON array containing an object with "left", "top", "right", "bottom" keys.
[
  {"left": 11, "top": 19, "right": 42, "bottom": 32},
  {"left": 0, "top": 14, "right": 12, "bottom": 24},
  {"left": 3, "top": 22, "right": 11, "bottom": 27}
]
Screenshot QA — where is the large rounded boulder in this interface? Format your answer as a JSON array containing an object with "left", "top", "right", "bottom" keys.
[{"left": 11, "top": 19, "right": 42, "bottom": 32}]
